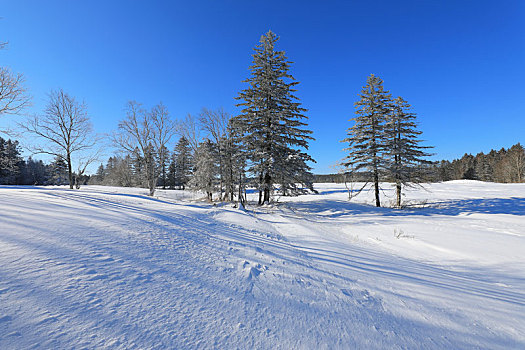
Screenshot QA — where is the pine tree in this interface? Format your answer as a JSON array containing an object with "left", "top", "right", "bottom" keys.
[
  {"left": 144, "top": 143, "right": 157, "bottom": 194},
  {"left": 507, "top": 143, "right": 525, "bottom": 183},
  {"left": 0, "top": 137, "right": 24, "bottom": 184},
  {"left": 169, "top": 136, "right": 193, "bottom": 190},
  {"left": 92, "top": 163, "right": 105, "bottom": 184},
  {"left": 157, "top": 145, "right": 170, "bottom": 189},
  {"left": 130, "top": 148, "right": 146, "bottom": 187},
  {"left": 475, "top": 152, "right": 492, "bottom": 182},
  {"left": 167, "top": 158, "right": 176, "bottom": 189},
  {"left": 385, "top": 96, "right": 433, "bottom": 207},
  {"left": 234, "top": 30, "right": 315, "bottom": 204},
  {"left": 23, "top": 157, "right": 48, "bottom": 185},
  {"left": 190, "top": 139, "right": 218, "bottom": 201},
  {"left": 50, "top": 156, "right": 69, "bottom": 185},
  {"left": 438, "top": 160, "right": 453, "bottom": 181},
  {"left": 342, "top": 74, "right": 391, "bottom": 207},
  {"left": 276, "top": 149, "right": 314, "bottom": 196}
]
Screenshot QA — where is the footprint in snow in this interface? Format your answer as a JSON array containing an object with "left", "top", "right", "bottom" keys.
[
  {"left": 241, "top": 261, "right": 268, "bottom": 281},
  {"left": 341, "top": 288, "right": 384, "bottom": 310}
]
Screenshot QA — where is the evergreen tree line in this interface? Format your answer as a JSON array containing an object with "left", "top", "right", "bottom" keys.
[
  {"left": 429, "top": 143, "right": 525, "bottom": 183},
  {"left": 0, "top": 136, "right": 90, "bottom": 186},
  {"left": 90, "top": 136, "right": 194, "bottom": 191}
]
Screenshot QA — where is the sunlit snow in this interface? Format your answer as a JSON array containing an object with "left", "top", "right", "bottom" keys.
[{"left": 0, "top": 181, "right": 524, "bottom": 349}]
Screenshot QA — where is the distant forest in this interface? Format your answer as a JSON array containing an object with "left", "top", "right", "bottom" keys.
[
  {"left": 0, "top": 137, "right": 87, "bottom": 186},
  {"left": 1, "top": 135, "right": 523, "bottom": 186},
  {"left": 315, "top": 142, "right": 525, "bottom": 184}
]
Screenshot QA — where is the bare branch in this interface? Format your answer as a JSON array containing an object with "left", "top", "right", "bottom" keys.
[
  {"left": 113, "top": 101, "right": 178, "bottom": 195},
  {"left": 0, "top": 67, "right": 31, "bottom": 116},
  {"left": 19, "top": 89, "right": 96, "bottom": 189},
  {"left": 151, "top": 102, "right": 177, "bottom": 153},
  {"left": 176, "top": 113, "right": 201, "bottom": 153},
  {"left": 199, "top": 107, "right": 229, "bottom": 145}
]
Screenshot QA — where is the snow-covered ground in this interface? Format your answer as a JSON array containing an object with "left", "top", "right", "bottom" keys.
[{"left": 0, "top": 181, "right": 524, "bottom": 349}]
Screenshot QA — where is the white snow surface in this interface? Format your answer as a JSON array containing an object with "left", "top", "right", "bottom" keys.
[{"left": 0, "top": 180, "right": 524, "bottom": 349}]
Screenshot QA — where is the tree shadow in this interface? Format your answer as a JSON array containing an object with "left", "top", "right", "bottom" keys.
[{"left": 285, "top": 197, "right": 525, "bottom": 218}]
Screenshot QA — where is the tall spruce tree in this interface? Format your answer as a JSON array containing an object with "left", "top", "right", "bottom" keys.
[
  {"left": 94, "top": 163, "right": 105, "bottom": 184},
  {"left": 385, "top": 96, "right": 433, "bottom": 207},
  {"left": 169, "top": 136, "right": 193, "bottom": 190},
  {"left": 342, "top": 74, "right": 391, "bottom": 207},
  {"left": 130, "top": 147, "right": 146, "bottom": 187},
  {"left": 234, "top": 30, "right": 314, "bottom": 204},
  {"left": 157, "top": 145, "right": 170, "bottom": 189}
]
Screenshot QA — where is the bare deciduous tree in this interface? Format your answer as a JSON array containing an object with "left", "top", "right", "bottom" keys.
[
  {"left": 1, "top": 41, "right": 31, "bottom": 131},
  {"left": 199, "top": 107, "right": 230, "bottom": 200},
  {"left": 151, "top": 102, "right": 177, "bottom": 189},
  {"left": 0, "top": 67, "right": 30, "bottom": 116},
  {"left": 75, "top": 151, "right": 103, "bottom": 188},
  {"left": 114, "top": 101, "right": 176, "bottom": 196},
  {"left": 20, "top": 89, "right": 99, "bottom": 189},
  {"left": 176, "top": 113, "right": 201, "bottom": 153},
  {"left": 113, "top": 101, "right": 155, "bottom": 194}
]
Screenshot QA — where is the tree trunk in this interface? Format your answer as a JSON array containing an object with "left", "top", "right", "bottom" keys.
[
  {"left": 262, "top": 172, "right": 271, "bottom": 204},
  {"left": 218, "top": 151, "right": 223, "bottom": 201},
  {"left": 394, "top": 148, "right": 401, "bottom": 207},
  {"left": 396, "top": 182, "right": 402, "bottom": 208},
  {"left": 149, "top": 183, "right": 155, "bottom": 196},
  {"left": 263, "top": 188, "right": 270, "bottom": 204},
  {"left": 147, "top": 161, "right": 156, "bottom": 196},
  {"left": 67, "top": 154, "right": 73, "bottom": 189},
  {"left": 238, "top": 171, "right": 244, "bottom": 206},
  {"left": 230, "top": 163, "right": 235, "bottom": 201},
  {"left": 258, "top": 171, "right": 264, "bottom": 205},
  {"left": 374, "top": 168, "right": 380, "bottom": 207},
  {"left": 162, "top": 156, "right": 166, "bottom": 189}
]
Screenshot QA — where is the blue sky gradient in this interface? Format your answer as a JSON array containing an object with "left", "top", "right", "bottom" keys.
[{"left": 1, "top": 0, "right": 524, "bottom": 173}]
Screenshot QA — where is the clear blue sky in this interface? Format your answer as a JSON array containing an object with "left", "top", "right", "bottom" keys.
[{"left": 1, "top": 0, "right": 524, "bottom": 174}]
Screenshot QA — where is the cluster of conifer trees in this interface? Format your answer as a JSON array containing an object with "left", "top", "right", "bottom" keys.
[
  {"left": 341, "top": 74, "right": 433, "bottom": 207},
  {"left": 0, "top": 136, "right": 85, "bottom": 185},
  {"left": 90, "top": 136, "right": 193, "bottom": 190}
]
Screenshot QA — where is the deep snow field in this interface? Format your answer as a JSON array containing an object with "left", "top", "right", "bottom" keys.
[{"left": 0, "top": 180, "right": 524, "bottom": 349}]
